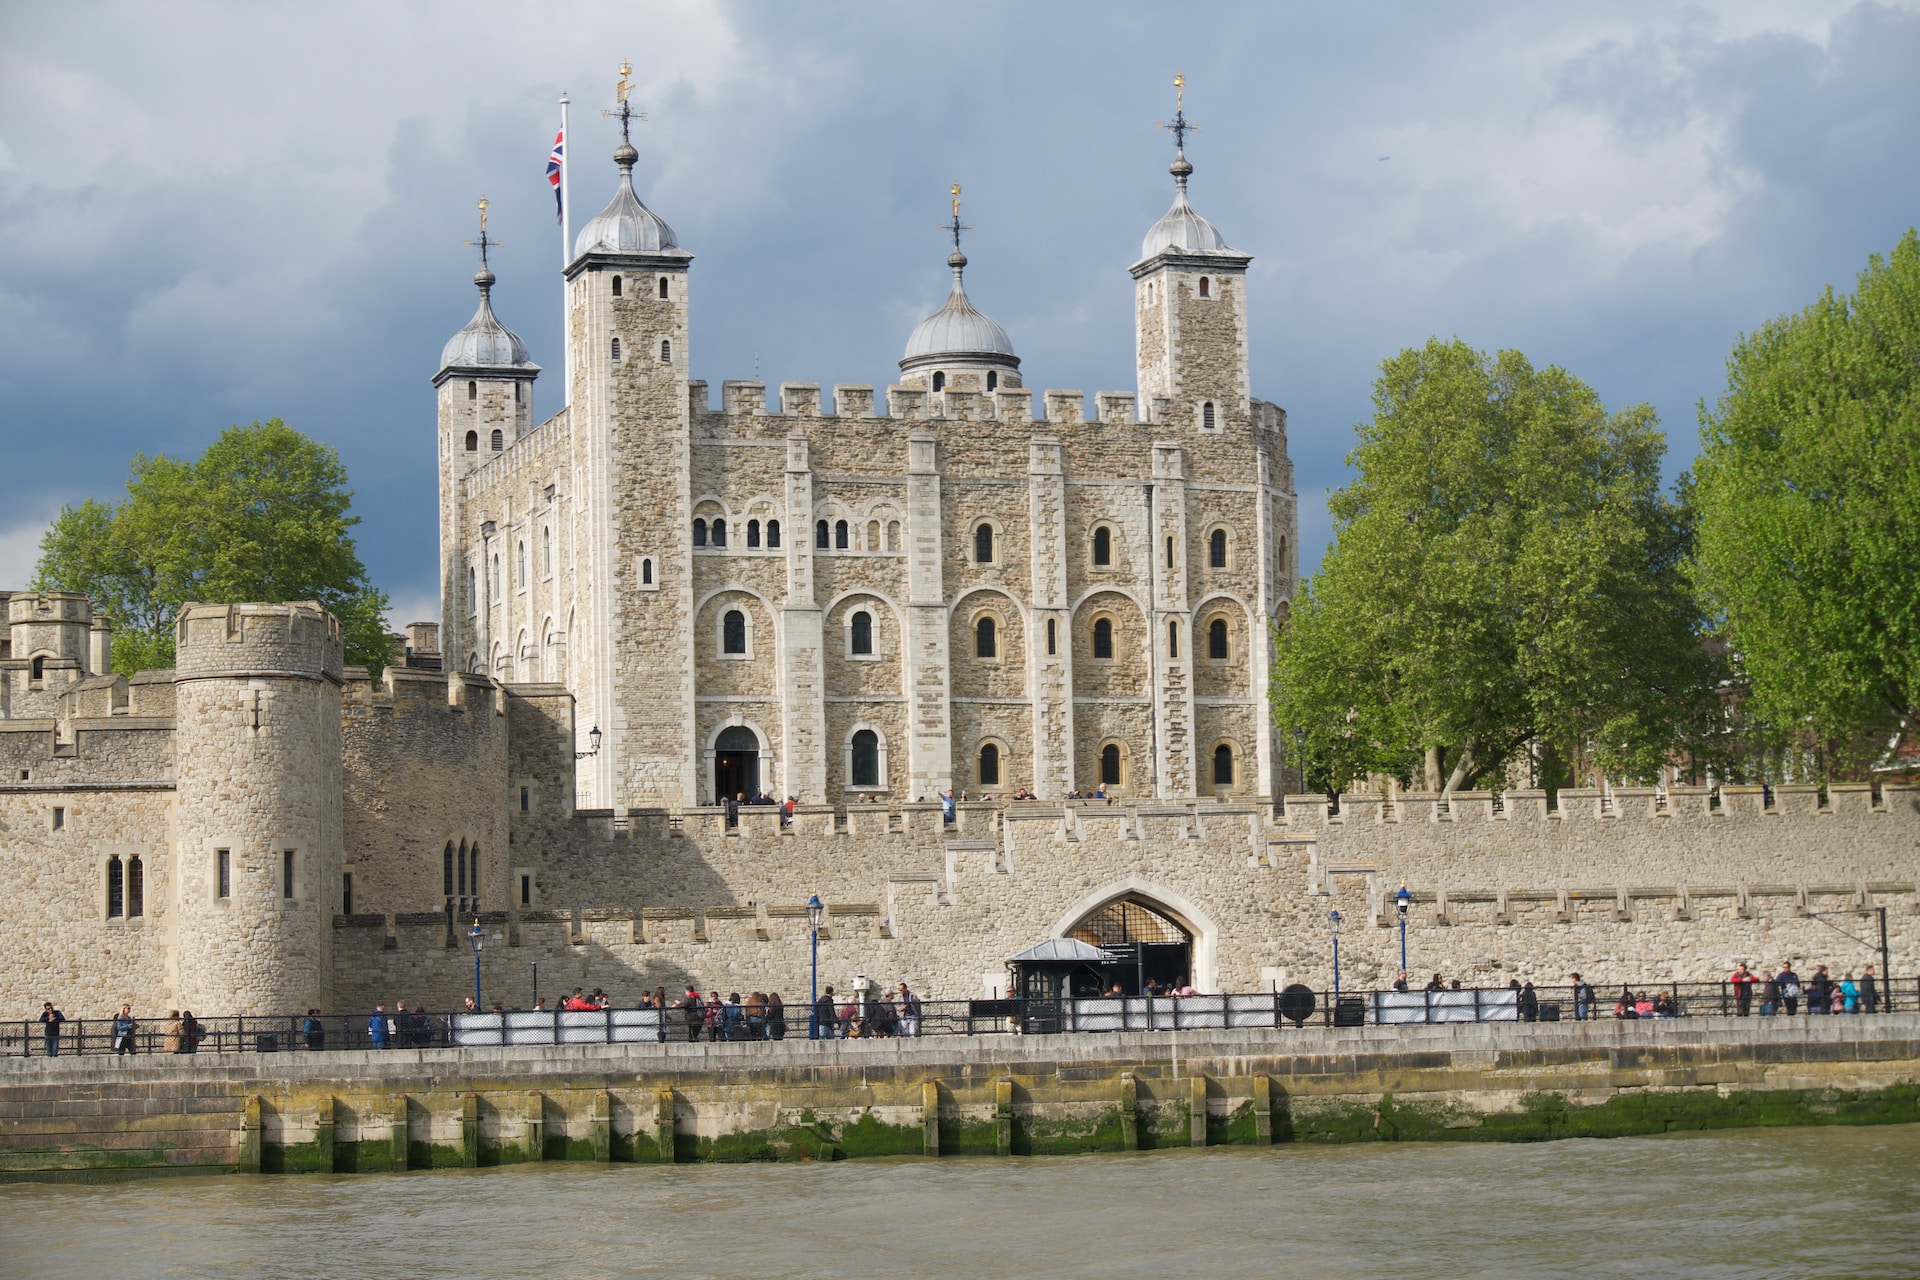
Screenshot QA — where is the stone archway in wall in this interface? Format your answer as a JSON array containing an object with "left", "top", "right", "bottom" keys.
[{"left": 1048, "top": 877, "right": 1221, "bottom": 993}]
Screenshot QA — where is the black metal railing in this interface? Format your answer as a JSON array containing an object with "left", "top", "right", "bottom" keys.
[{"left": 5, "top": 978, "right": 1910, "bottom": 1057}]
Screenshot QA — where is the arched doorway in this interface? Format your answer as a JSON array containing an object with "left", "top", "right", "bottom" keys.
[
  {"left": 1067, "top": 897, "right": 1192, "bottom": 995},
  {"left": 713, "top": 725, "right": 760, "bottom": 801}
]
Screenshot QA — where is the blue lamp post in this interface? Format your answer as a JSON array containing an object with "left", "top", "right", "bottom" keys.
[
  {"left": 806, "top": 895, "right": 824, "bottom": 1039},
  {"left": 468, "top": 917, "right": 484, "bottom": 1010},
  {"left": 1329, "top": 908, "right": 1343, "bottom": 1001},
  {"left": 1395, "top": 885, "right": 1412, "bottom": 974}
]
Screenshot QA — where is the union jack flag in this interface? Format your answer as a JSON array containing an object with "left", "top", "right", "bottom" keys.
[{"left": 546, "top": 128, "right": 564, "bottom": 223}]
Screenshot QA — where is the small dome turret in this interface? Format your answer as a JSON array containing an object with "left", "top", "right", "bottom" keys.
[
  {"left": 573, "top": 136, "right": 684, "bottom": 259},
  {"left": 901, "top": 248, "right": 1020, "bottom": 368},
  {"left": 1138, "top": 152, "right": 1243, "bottom": 262},
  {"left": 438, "top": 266, "right": 538, "bottom": 375}
]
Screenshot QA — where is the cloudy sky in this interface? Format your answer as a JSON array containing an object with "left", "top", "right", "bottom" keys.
[{"left": 2, "top": 1, "right": 1916, "bottom": 625}]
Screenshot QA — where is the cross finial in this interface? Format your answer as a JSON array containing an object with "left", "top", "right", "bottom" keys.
[
  {"left": 940, "top": 181, "right": 973, "bottom": 252},
  {"left": 1159, "top": 70, "right": 1197, "bottom": 153},
  {"left": 463, "top": 196, "right": 500, "bottom": 273},
  {"left": 601, "top": 58, "right": 647, "bottom": 146}
]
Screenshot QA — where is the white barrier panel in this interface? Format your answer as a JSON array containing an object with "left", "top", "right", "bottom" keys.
[
  {"left": 558, "top": 1010, "right": 609, "bottom": 1043},
  {"left": 1372, "top": 992, "right": 1429, "bottom": 1025},
  {"left": 611, "top": 1009, "right": 663, "bottom": 1043},
  {"left": 505, "top": 1011, "right": 558, "bottom": 1045},
  {"left": 1181, "top": 995, "right": 1228, "bottom": 1029},
  {"left": 1073, "top": 998, "right": 1127, "bottom": 1032},
  {"left": 451, "top": 1013, "right": 504, "bottom": 1047},
  {"left": 1227, "top": 994, "right": 1279, "bottom": 1028}
]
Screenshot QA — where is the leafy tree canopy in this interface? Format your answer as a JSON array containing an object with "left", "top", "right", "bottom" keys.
[
  {"left": 1273, "top": 338, "right": 1723, "bottom": 793},
  {"left": 33, "top": 419, "right": 391, "bottom": 673},
  {"left": 1692, "top": 229, "right": 1920, "bottom": 755}
]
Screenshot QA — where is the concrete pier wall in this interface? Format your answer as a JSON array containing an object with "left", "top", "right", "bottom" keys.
[{"left": 2, "top": 1016, "right": 1916, "bottom": 1179}]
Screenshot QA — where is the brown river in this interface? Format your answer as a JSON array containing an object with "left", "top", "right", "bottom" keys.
[{"left": 2, "top": 1125, "right": 1916, "bottom": 1278}]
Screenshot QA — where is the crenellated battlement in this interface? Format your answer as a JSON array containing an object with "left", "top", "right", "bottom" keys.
[
  {"left": 342, "top": 664, "right": 506, "bottom": 720},
  {"left": 1276, "top": 784, "right": 1920, "bottom": 830},
  {"left": 460, "top": 405, "right": 573, "bottom": 503},
  {"left": 683, "top": 379, "right": 1291, "bottom": 431},
  {"left": 173, "top": 601, "right": 343, "bottom": 682}
]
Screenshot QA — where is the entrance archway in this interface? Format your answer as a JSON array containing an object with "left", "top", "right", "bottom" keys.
[
  {"left": 1050, "top": 878, "right": 1220, "bottom": 993},
  {"left": 713, "top": 725, "right": 760, "bottom": 801},
  {"left": 1068, "top": 898, "right": 1191, "bottom": 995}
]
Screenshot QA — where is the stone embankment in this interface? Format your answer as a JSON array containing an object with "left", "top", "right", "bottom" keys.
[{"left": 2, "top": 1016, "right": 1915, "bottom": 1180}]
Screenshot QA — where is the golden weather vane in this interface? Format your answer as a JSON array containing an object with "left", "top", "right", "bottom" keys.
[
  {"left": 940, "top": 181, "right": 972, "bottom": 252},
  {"left": 1160, "top": 70, "right": 1196, "bottom": 151},
  {"left": 602, "top": 58, "right": 647, "bottom": 144},
  {"left": 464, "top": 196, "right": 500, "bottom": 270},
  {"left": 615, "top": 58, "right": 633, "bottom": 103}
]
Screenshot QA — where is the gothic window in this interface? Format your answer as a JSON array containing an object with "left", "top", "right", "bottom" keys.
[
  {"left": 641, "top": 557, "right": 654, "bottom": 585},
  {"left": 543, "top": 526, "right": 553, "bottom": 574},
  {"left": 722, "top": 609, "right": 747, "bottom": 655},
  {"left": 660, "top": 340, "right": 671, "bottom": 362},
  {"left": 658, "top": 276, "right": 669, "bottom": 299},
  {"left": 1046, "top": 617, "right": 1057, "bottom": 655},
  {"left": 465, "top": 430, "right": 478, "bottom": 451},
  {"left": 469, "top": 846, "right": 479, "bottom": 906},
  {"left": 1198, "top": 276, "right": 1211, "bottom": 298},
  {"left": 975, "top": 523, "right": 994, "bottom": 564},
  {"left": 1100, "top": 743, "right": 1122, "bottom": 786},
  {"left": 747, "top": 519, "right": 760, "bottom": 548},
  {"left": 517, "top": 542, "right": 527, "bottom": 587},
  {"left": 1202, "top": 401, "right": 1215, "bottom": 431},
  {"left": 693, "top": 518, "right": 707, "bottom": 547},
  {"left": 457, "top": 843, "right": 467, "bottom": 896},
  {"left": 1208, "top": 617, "right": 1228, "bottom": 660},
  {"left": 1092, "top": 617, "right": 1114, "bottom": 660},
  {"left": 767, "top": 519, "right": 781, "bottom": 548},
  {"left": 1210, "top": 528, "right": 1227, "bottom": 567},
  {"left": 1093, "top": 526, "right": 1111, "bottom": 566},
  {"left": 1168, "top": 620, "right": 1179, "bottom": 659},
  {"left": 106, "top": 856, "right": 123, "bottom": 918},
  {"left": 711, "top": 518, "right": 727, "bottom": 548},
  {"left": 850, "top": 610, "right": 873, "bottom": 655},
  {"left": 612, "top": 276, "right": 622, "bottom": 297},
  {"left": 975, "top": 616, "right": 997, "bottom": 659},
  {"left": 835, "top": 519, "right": 849, "bottom": 550},
  {"left": 443, "top": 842, "right": 454, "bottom": 896},
  {"left": 127, "top": 855, "right": 143, "bottom": 918},
  {"left": 611, "top": 337, "right": 622, "bottom": 361},
  {"left": 816, "top": 520, "right": 829, "bottom": 549},
  {"left": 979, "top": 742, "right": 1000, "bottom": 787},
  {"left": 851, "top": 729, "right": 880, "bottom": 787},
  {"left": 932, "top": 371, "right": 945, "bottom": 392},
  {"left": 468, "top": 567, "right": 477, "bottom": 613},
  {"left": 467, "top": 380, "right": 477, "bottom": 401},
  {"left": 987, "top": 370, "right": 998, "bottom": 391},
  {"left": 283, "top": 849, "right": 296, "bottom": 900},
  {"left": 31, "top": 656, "right": 44, "bottom": 681},
  {"left": 1214, "top": 744, "right": 1234, "bottom": 786},
  {"left": 491, "top": 429, "right": 504, "bottom": 450},
  {"left": 490, "top": 555, "right": 500, "bottom": 599}
]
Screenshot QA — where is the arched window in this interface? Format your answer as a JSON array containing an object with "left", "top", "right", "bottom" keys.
[
  {"left": 747, "top": 519, "right": 760, "bottom": 548},
  {"left": 866, "top": 520, "right": 880, "bottom": 551},
  {"left": 711, "top": 518, "right": 727, "bottom": 547},
  {"left": 1100, "top": 743, "right": 1121, "bottom": 785},
  {"left": 513, "top": 381, "right": 521, "bottom": 404},
  {"left": 490, "top": 555, "right": 500, "bottom": 599},
  {"left": 693, "top": 518, "right": 708, "bottom": 547},
  {"left": 1208, "top": 617, "right": 1228, "bottom": 660},
  {"left": 1092, "top": 617, "right": 1114, "bottom": 659},
  {"left": 457, "top": 841, "right": 467, "bottom": 896},
  {"left": 850, "top": 610, "right": 873, "bottom": 655},
  {"left": 491, "top": 429, "right": 504, "bottom": 450},
  {"left": 542, "top": 527, "right": 553, "bottom": 575},
  {"left": 1167, "top": 620, "right": 1179, "bottom": 658},
  {"left": 932, "top": 371, "right": 946, "bottom": 392},
  {"left": 443, "top": 842, "right": 455, "bottom": 896},
  {"left": 465, "top": 430, "right": 478, "bottom": 451},
  {"left": 127, "top": 855, "right": 143, "bottom": 918},
  {"left": 660, "top": 339, "right": 671, "bottom": 363},
  {"left": 516, "top": 542, "right": 527, "bottom": 587},
  {"left": 835, "top": 519, "right": 849, "bottom": 549},
  {"left": 975, "top": 616, "right": 997, "bottom": 658},
  {"left": 722, "top": 609, "right": 747, "bottom": 655},
  {"left": 979, "top": 742, "right": 1001, "bottom": 787},
  {"left": 658, "top": 276, "right": 669, "bottom": 299},
  {"left": 31, "top": 655, "right": 44, "bottom": 681},
  {"left": 467, "top": 380, "right": 477, "bottom": 401},
  {"left": 1166, "top": 536, "right": 1175, "bottom": 568},
  {"left": 1210, "top": 528, "right": 1228, "bottom": 567},
  {"left": 816, "top": 519, "right": 830, "bottom": 549},
  {"left": 641, "top": 557, "right": 654, "bottom": 585},
  {"left": 469, "top": 846, "right": 479, "bottom": 906},
  {"left": 1198, "top": 276, "right": 1211, "bottom": 298},
  {"left": 1092, "top": 526, "right": 1111, "bottom": 566},
  {"left": 975, "top": 523, "right": 994, "bottom": 564},
  {"left": 611, "top": 275, "right": 622, "bottom": 297},
  {"left": 767, "top": 519, "right": 781, "bottom": 548},
  {"left": 1046, "top": 617, "right": 1057, "bottom": 655},
  {"left": 987, "top": 370, "right": 998, "bottom": 391},
  {"left": 106, "top": 856, "right": 123, "bottom": 918},
  {"left": 611, "top": 337, "right": 621, "bottom": 361},
  {"left": 851, "top": 729, "right": 880, "bottom": 787},
  {"left": 886, "top": 520, "right": 901, "bottom": 550},
  {"left": 1202, "top": 401, "right": 1215, "bottom": 431},
  {"left": 1214, "top": 744, "right": 1234, "bottom": 786},
  {"left": 468, "top": 567, "right": 477, "bottom": 611}
]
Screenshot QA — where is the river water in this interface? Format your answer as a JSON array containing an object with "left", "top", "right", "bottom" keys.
[{"left": 3, "top": 1125, "right": 1916, "bottom": 1279}]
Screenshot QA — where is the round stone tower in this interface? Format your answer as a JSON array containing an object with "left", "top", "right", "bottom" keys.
[{"left": 171, "top": 602, "right": 344, "bottom": 1017}]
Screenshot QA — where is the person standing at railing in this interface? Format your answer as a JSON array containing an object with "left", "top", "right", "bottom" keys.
[
  {"left": 302, "top": 1009, "right": 325, "bottom": 1051},
  {"left": 369, "top": 1004, "right": 391, "bottom": 1050},
  {"left": 1839, "top": 972, "right": 1859, "bottom": 1013},
  {"left": 180, "top": 1011, "right": 202, "bottom": 1054},
  {"left": 1859, "top": 966, "right": 1880, "bottom": 1014},
  {"left": 1777, "top": 962, "right": 1802, "bottom": 1015},
  {"left": 1758, "top": 969, "right": 1780, "bottom": 1016},
  {"left": 811, "top": 985, "right": 836, "bottom": 1040},
  {"left": 163, "top": 1010, "right": 184, "bottom": 1053},
  {"left": 1729, "top": 962, "right": 1757, "bottom": 1016},
  {"left": 768, "top": 992, "right": 788, "bottom": 1040},
  {"left": 112, "top": 1004, "right": 138, "bottom": 1056},
  {"left": 1806, "top": 966, "right": 1833, "bottom": 1015},
  {"left": 38, "top": 1002, "right": 65, "bottom": 1057},
  {"left": 898, "top": 983, "right": 922, "bottom": 1036},
  {"left": 1571, "top": 973, "right": 1595, "bottom": 1021},
  {"left": 1518, "top": 982, "right": 1539, "bottom": 1022}
]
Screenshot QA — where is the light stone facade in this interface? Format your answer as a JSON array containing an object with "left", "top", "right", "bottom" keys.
[{"left": 2, "top": 129, "right": 1915, "bottom": 1021}]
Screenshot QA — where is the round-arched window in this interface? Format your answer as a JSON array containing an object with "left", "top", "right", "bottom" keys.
[
  {"left": 1093, "top": 526, "right": 1112, "bottom": 566},
  {"left": 975, "top": 523, "right": 994, "bottom": 564},
  {"left": 1092, "top": 617, "right": 1114, "bottom": 659},
  {"left": 1214, "top": 744, "right": 1234, "bottom": 786},
  {"left": 851, "top": 729, "right": 880, "bottom": 787},
  {"left": 979, "top": 742, "right": 1001, "bottom": 787},
  {"left": 975, "top": 616, "right": 997, "bottom": 659},
  {"left": 722, "top": 609, "right": 747, "bottom": 655},
  {"left": 1208, "top": 617, "right": 1228, "bottom": 660},
  {"left": 465, "top": 430, "right": 478, "bottom": 452},
  {"left": 1210, "top": 528, "right": 1228, "bottom": 567},
  {"left": 1100, "top": 744, "right": 1121, "bottom": 785},
  {"left": 850, "top": 610, "right": 873, "bottom": 655}
]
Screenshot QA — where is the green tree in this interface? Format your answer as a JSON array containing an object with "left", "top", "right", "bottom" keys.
[
  {"left": 33, "top": 420, "right": 392, "bottom": 673},
  {"left": 1272, "top": 338, "right": 1723, "bottom": 793},
  {"left": 1692, "top": 229, "right": 1920, "bottom": 759}
]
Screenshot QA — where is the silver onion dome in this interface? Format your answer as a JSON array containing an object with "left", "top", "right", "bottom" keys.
[
  {"left": 574, "top": 140, "right": 681, "bottom": 257},
  {"left": 1139, "top": 153, "right": 1241, "bottom": 261},
  {"left": 901, "top": 249, "right": 1019, "bottom": 366},
  {"left": 439, "top": 267, "right": 538, "bottom": 372}
]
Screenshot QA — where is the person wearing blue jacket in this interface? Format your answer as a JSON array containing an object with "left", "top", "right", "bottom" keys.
[{"left": 370, "top": 1004, "right": 390, "bottom": 1049}]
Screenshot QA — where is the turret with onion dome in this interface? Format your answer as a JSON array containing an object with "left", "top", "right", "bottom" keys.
[
  {"left": 1133, "top": 79, "right": 1252, "bottom": 273},
  {"left": 899, "top": 184, "right": 1022, "bottom": 394},
  {"left": 435, "top": 199, "right": 539, "bottom": 384}
]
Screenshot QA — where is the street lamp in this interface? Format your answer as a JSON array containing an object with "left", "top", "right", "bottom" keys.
[
  {"left": 575, "top": 725, "right": 602, "bottom": 759},
  {"left": 468, "top": 917, "right": 484, "bottom": 1011},
  {"left": 806, "top": 895, "right": 825, "bottom": 1040},
  {"left": 1328, "top": 908, "right": 1343, "bottom": 1002},
  {"left": 1395, "top": 885, "right": 1412, "bottom": 974}
]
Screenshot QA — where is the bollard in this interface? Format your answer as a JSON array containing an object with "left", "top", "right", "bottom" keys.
[
  {"left": 525, "top": 1091, "right": 546, "bottom": 1162},
  {"left": 591, "top": 1089, "right": 612, "bottom": 1162},
  {"left": 389, "top": 1094, "right": 409, "bottom": 1172},
  {"left": 995, "top": 1076, "right": 1014, "bottom": 1156},
  {"left": 1253, "top": 1074, "right": 1272, "bottom": 1145},
  {"left": 461, "top": 1093, "right": 480, "bottom": 1168},
  {"left": 922, "top": 1081, "right": 940, "bottom": 1156},
  {"left": 1189, "top": 1074, "right": 1208, "bottom": 1147},
  {"left": 237, "top": 1096, "right": 262, "bottom": 1174},
  {"left": 1119, "top": 1072, "right": 1139, "bottom": 1151},
  {"left": 656, "top": 1089, "right": 677, "bottom": 1163}
]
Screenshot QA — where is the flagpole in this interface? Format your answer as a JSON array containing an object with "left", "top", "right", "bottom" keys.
[{"left": 560, "top": 92, "right": 573, "bottom": 409}]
